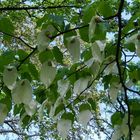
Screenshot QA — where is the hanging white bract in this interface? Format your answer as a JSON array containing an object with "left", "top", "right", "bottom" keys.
[
  {"left": 37, "top": 25, "right": 55, "bottom": 52},
  {"left": 78, "top": 110, "right": 92, "bottom": 127},
  {"left": 73, "top": 77, "right": 90, "bottom": 95},
  {"left": 91, "top": 42, "right": 103, "bottom": 63},
  {"left": 0, "top": 103, "right": 8, "bottom": 124},
  {"left": 40, "top": 61, "right": 57, "bottom": 88},
  {"left": 89, "top": 16, "right": 103, "bottom": 42},
  {"left": 12, "top": 79, "right": 32, "bottom": 105},
  {"left": 24, "top": 100, "right": 37, "bottom": 116},
  {"left": 111, "top": 125, "right": 122, "bottom": 140},
  {"left": 126, "top": 32, "right": 140, "bottom": 57},
  {"left": 57, "top": 119, "right": 72, "bottom": 139},
  {"left": 109, "top": 83, "right": 121, "bottom": 102},
  {"left": 67, "top": 36, "right": 80, "bottom": 63},
  {"left": 133, "top": 125, "right": 140, "bottom": 140},
  {"left": 3, "top": 65, "right": 18, "bottom": 90},
  {"left": 57, "top": 80, "right": 70, "bottom": 97}
]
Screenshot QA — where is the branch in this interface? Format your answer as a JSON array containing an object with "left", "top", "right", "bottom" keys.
[
  {"left": 116, "top": 0, "right": 132, "bottom": 139},
  {"left": 0, "top": 5, "right": 81, "bottom": 11},
  {"left": 0, "top": 30, "right": 34, "bottom": 49},
  {"left": 51, "top": 24, "right": 88, "bottom": 39},
  {"left": 17, "top": 47, "right": 37, "bottom": 70}
]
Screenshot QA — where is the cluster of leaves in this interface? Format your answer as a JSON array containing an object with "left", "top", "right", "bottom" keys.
[{"left": 0, "top": 0, "right": 140, "bottom": 139}]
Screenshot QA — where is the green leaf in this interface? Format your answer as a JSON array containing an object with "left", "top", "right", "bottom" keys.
[
  {"left": 63, "top": 29, "right": 77, "bottom": 46},
  {"left": 52, "top": 46, "right": 63, "bottom": 64},
  {"left": 54, "top": 103, "right": 65, "bottom": 116},
  {"left": 111, "top": 112, "right": 123, "bottom": 126},
  {"left": 17, "top": 49, "right": 29, "bottom": 61},
  {"left": 129, "top": 99, "right": 140, "bottom": 116},
  {"left": 61, "top": 112, "right": 74, "bottom": 123},
  {"left": 90, "top": 23, "right": 107, "bottom": 42},
  {"left": 28, "top": 63, "right": 39, "bottom": 80},
  {"left": 0, "top": 51, "right": 15, "bottom": 72},
  {"left": 39, "top": 50, "right": 54, "bottom": 63},
  {"left": 98, "top": 1, "right": 113, "bottom": 17},
  {"left": 0, "top": 17, "right": 14, "bottom": 41},
  {"left": 81, "top": 48, "right": 92, "bottom": 61},
  {"left": 79, "top": 26, "right": 89, "bottom": 42},
  {"left": 82, "top": 3, "right": 96, "bottom": 24},
  {"left": 88, "top": 98, "right": 96, "bottom": 111},
  {"left": 79, "top": 103, "right": 91, "bottom": 112}
]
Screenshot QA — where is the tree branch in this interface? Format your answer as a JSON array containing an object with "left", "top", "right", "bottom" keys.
[
  {"left": 0, "top": 5, "right": 81, "bottom": 11},
  {"left": 116, "top": 0, "right": 132, "bottom": 139},
  {"left": 0, "top": 30, "right": 34, "bottom": 49}
]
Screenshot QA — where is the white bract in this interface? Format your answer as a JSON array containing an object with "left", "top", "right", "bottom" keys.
[
  {"left": 37, "top": 25, "right": 55, "bottom": 52},
  {"left": 40, "top": 61, "right": 57, "bottom": 88},
  {"left": 109, "top": 83, "right": 121, "bottom": 102},
  {"left": 57, "top": 119, "right": 71, "bottom": 139},
  {"left": 96, "top": 40, "right": 106, "bottom": 51},
  {"left": 38, "top": 99, "right": 48, "bottom": 121},
  {"left": 73, "top": 77, "right": 90, "bottom": 95},
  {"left": 67, "top": 36, "right": 80, "bottom": 63},
  {"left": 0, "top": 103, "right": 8, "bottom": 124},
  {"left": 49, "top": 97, "right": 62, "bottom": 118},
  {"left": 12, "top": 79, "right": 32, "bottom": 105},
  {"left": 104, "top": 62, "right": 118, "bottom": 75},
  {"left": 3, "top": 65, "right": 18, "bottom": 90},
  {"left": 111, "top": 125, "right": 123, "bottom": 140},
  {"left": 89, "top": 16, "right": 103, "bottom": 42},
  {"left": 90, "top": 61, "right": 100, "bottom": 78},
  {"left": 57, "top": 80, "right": 70, "bottom": 97},
  {"left": 89, "top": 16, "right": 97, "bottom": 42},
  {"left": 24, "top": 100, "right": 37, "bottom": 116},
  {"left": 133, "top": 125, "right": 140, "bottom": 140},
  {"left": 91, "top": 42, "right": 103, "bottom": 63},
  {"left": 78, "top": 110, "right": 92, "bottom": 127},
  {"left": 126, "top": 32, "right": 140, "bottom": 57}
]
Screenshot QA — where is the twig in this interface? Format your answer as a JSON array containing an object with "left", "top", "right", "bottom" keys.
[
  {"left": 17, "top": 47, "right": 37, "bottom": 70},
  {"left": 0, "top": 30, "right": 34, "bottom": 49}
]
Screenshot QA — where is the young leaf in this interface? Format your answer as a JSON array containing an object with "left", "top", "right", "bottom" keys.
[
  {"left": 78, "top": 110, "right": 92, "bottom": 127},
  {"left": 57, "top": 119, "right": 72, "bottom": 139},
  {"left": 40, "top": 61, "right": 57, "bottom": 88},
  {"left": 67, "top": 36, "right": 80, "bottom": 63},
  {"left": 57, "top": 80, "right": 70, "bottom": 97},
  {"left": 12, "top": 79, "right": 32, "bottom": 105},
  {"left": 73, "top": 77, "right": 90, "bottom": 95},
  {"left": 3, "top": 65, "right": 18, "bottom": 90}
]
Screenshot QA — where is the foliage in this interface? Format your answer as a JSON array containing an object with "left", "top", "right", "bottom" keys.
[{"left": 0, "top": 0, "right": 140, "bottom": 139}]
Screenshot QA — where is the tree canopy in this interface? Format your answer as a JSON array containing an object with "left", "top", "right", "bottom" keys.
[{"left": 0, "top": 0, "right": 140, "bottom": 139}]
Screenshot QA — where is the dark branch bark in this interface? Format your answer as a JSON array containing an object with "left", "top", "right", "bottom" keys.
[
  {"left": 0, "top": 5, "right": 81, "bottom": 11},
  {"left": 116, "top": 0, "right": 132, "bottom": 139}
]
